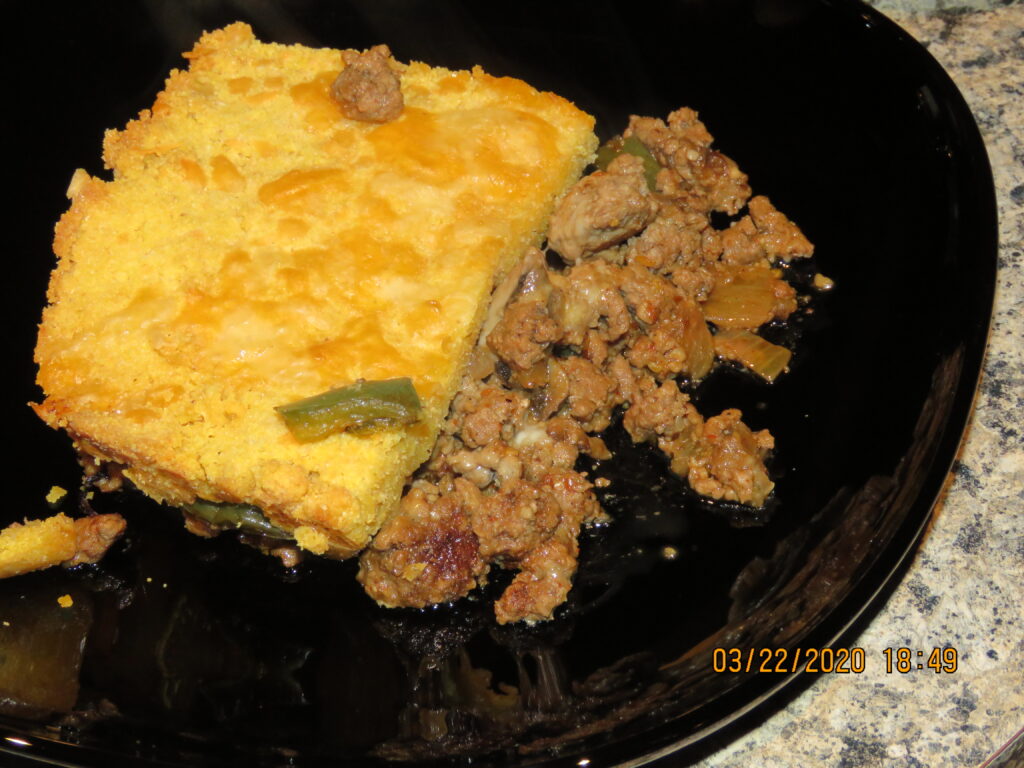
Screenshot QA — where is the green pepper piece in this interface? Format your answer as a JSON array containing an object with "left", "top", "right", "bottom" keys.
[
  {"left": 594, "top": 135, "right": 661, "bottom": 191},
  {"left": 184, "top": 500, "right": 292, "bottom": 539},
  {"left": 275, "top": 377, "right": 422, "bottom": 442}
]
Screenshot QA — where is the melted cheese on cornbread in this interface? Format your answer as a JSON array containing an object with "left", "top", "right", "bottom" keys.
[{"left": 34, "top": 23, "right": 596, "bottom": 555}]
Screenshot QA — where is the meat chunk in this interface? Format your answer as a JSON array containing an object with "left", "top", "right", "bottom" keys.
[
  {"left": 494, "top": 532, "right": 578, "bottom": 625},
  {"left": 668, "top": 264, "right": 717, "bottom": 302},
  {"left": 623, "top": 379, "right": 704, "bottom": 475},
  {"left": 469, "top": 481, "right": 563, "bottom": 561},
  {"left": 616, "top": 264, "right": 715, "bottom": 380},
  {"left": 548, "top": 167, "right": 658, "bottom": 263},
  {"left": 491, "top": 470, "right": 601, "bottom": 624},
  {"left": 454, "top": 386, "right": 529, "bottom": 449},
  {"left": 626, "top": 109, "right": 751, "bottom": 215},
  {"left": 487, "top": 300, "right": 560, "bottom": 372},
  {"left": 626, "top": 295, "right": 715, "bottom": 381},
  {"left": 363, "top": 449, "right": 602, "bottom": 623},
  {"left": 720, "top": 216, "right": 765, "bottom": 266},
  {"left": 687, "top": 409, "right": 775, "bottom": 507},
  {"left": 447, "top": 442, "right": 523, "bottom": 489},
  {"left": 716, "top": 196, "right": 813, "bottom": 266},
  {"left": 330, "top": 44, "right": 404, "bottom": 123},
  {"left": 549, "top": 261, "right": 632, "bottom": 346},
  {"left": 625, "top": 202, "right": 708, "bottom": 271},
  {"left": 747, "top": 196, "right": 814, "bottom": 261},
  {"left": 65, "top": 514, "right": 128, "bottom": 567},
  {"left": 559, "top": 356, "right": 617, "bottom": 432},
  {"left": 513, "top": 416, "right": 603, "bottom": 480},
  {"left": 357, "top": 482, "right": 488, "bottom": 608}
]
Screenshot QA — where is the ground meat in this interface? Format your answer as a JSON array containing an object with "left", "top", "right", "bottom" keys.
[
  {"left": 453, "top": 386, "right": 529, "bottom": 449},
  {"left": 769, "top": 276, "right": 799, "bottom": 322},
  {"left": 607, "top": 354, "right": 641, "bottom": 405},
  {"left": 547, "top": 166, "right": 658, "bottom": 263},
  {"left": 623, "top": 378, "right": 703, "bottom": 467},
  {"left": 536, "top": 469, "right": 604, "bottom": 528},
  {"left": 487, "top": 300, "right": 561, "bottom": 372},
  {"left": 494, "top": 532, "right": 578, "bottom": 625},
  {"left": 666, "top": 107, "right": 718, "bottom": 146},
  {"left": 626, "top": 295, "right": 714, "bottom": 381},
  {"left": 748, "top": 196, "right": 815, "bottom": 261},
  {"left": 720, "top": 216, "right": 765, "bottom": 266},
  {"left": 549, "top": 261, "right": 632, "bottom": 346},
  {"left": 358, "top": 482, "right": 488, "bottom": 608},
  {"left": 515, "top": 417, "right": 598, "bottom": 480},
  {"left": 65, "top": 514, "right": 128, "bottom": 566},
  {"left": 687, "top": 409, "right": 775, "bottom": 507},
  {"left": 625, "top": 203, "right": 708, "bottom": 270},
  {"left": 490, "top": 470, "right": 601, "bottom": 624},
  {"left": 618, "top": 264, "right": 678, "bottom": 325},
  {"left": 668, "top": 264, "right": 717, "bottom": 302},
  {"left": 559, "top": 356, "right": 616, "bottom": 432},
  {"left": 359, "top": 106, "right": 816, "bottom": 623},
  {"left": 580, "top": 330, "right": 610, "bottom": 367},
  {"left": 330, "top": 44, "right": 404, "bottom": 123},
  {"left": 469, "top": 481, "right": 563, "bottom": 561},
  {"left": 626, "top": 109, "right": 750, "bottom": 215},
  {"left": 700, "top": 226, "right": 725, "bottom": 262},
  {"left": 447, "top": 442, "right": 523, "bottom": 489}
]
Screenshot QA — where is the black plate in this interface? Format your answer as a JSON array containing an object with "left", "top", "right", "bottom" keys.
[{"left": 1, "top": 1, "right": 996, "bottom": 766}]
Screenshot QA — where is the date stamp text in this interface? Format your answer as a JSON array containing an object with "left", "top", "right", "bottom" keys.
[{"left": 712, "top": 646, "right": 958, "bottom": 674}]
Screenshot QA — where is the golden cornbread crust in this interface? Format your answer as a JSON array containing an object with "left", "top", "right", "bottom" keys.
[
  {"left": 0, "top": 515, "right": 76, "bottom": 579},
  {"left": 34, "top": 23, "right": 597, "bottom": 556}
]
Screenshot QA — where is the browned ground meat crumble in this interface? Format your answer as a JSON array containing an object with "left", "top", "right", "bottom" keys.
[
  {"left": 330, "top": 44, "right": 404, "bottom": 123},
  {"left": 357, "top": 107, "right": 814, "bottom": 624}
]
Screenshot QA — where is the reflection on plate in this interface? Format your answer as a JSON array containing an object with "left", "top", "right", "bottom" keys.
[{"left": 1, "top": 1, "right": 995, "bottom": 766}]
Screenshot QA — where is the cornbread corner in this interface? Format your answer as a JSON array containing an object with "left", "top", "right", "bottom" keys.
[
  {"left": 0, "top": 514, "right": 77, "bottom": 580},
  {"left": 33, "top": 23, "right": 597, "bottom": 557}
]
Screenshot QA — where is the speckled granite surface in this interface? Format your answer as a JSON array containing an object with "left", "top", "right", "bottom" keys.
[
  {"left": 696, "top": 5, "right": 1024, "bottom": 767},
  {"left": 872, "top": 0, "right": 1018, "bottom": 11}
]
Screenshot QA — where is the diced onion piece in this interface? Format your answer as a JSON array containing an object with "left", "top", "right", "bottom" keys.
[
  {"left": 276, "top": 377, "right": 422, "bottom": 442},
  {"left": 703, "top": 276, "right": 779, "bottom": 329},
  {"left": 714, "top": 329, "right": 792, "bottom": 382},
  {"left": 677, "top": 297, "right": 715, "bottom": 380}
]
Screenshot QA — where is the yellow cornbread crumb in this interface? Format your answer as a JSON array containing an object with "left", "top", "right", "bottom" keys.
[
  {"left": 57, "top": 594, "right": 74, "bottom": 608},
  {"left": 293, "top": 526, "right": 329, "bottom": 555},
  {"left": 32, "top": 23, "right": 597, "bottom": 558},
  {"left": 813, "top": 272, "right": 835, "bottom": 290},
  {"left": 46, "top": 485, "right": 68, "bottom": 505}
]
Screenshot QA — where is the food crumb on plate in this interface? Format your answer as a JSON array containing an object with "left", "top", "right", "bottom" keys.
[
  {"left": 813, "top": 272, "right": 835, "bottom": 290},
  {"left": 45, "top": 485, "right": 67, "bottom": 505},
  {"left": 57, "top": 594, "right": 73, "bottom": 608}
]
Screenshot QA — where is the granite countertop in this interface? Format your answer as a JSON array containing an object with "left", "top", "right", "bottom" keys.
[{"left": 698, "top": 3, "right": 1024, "bottom": 766}]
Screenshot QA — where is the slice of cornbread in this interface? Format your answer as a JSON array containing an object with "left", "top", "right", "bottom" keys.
[{"left": 33, "top": 23, "right": 597, "bottom": 557}]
